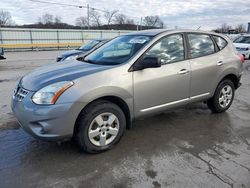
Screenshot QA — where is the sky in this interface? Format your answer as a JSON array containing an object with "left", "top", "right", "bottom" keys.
[{"left": 1, "top": 0, "right": 250, "bottom": 30}]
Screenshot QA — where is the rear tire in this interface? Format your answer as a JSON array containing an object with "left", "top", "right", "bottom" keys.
[
  {"left": 207, "top": 79, "right": 235, "bottom": 113},
  {"left": 76, "top": 100, "right": 126, "bottom": 153}
]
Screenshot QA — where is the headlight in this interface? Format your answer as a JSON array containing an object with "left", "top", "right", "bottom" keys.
[
  {"left": 64, "top": 55, "right": 78, "bottom": 61},
  {"left": 32, "top": 81, "right": 74, "bottom": 105}
]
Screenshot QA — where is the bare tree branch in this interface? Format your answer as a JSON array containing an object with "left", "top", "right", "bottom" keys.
[
  {"left": 38, "top": 14, "right": 54, "bottom": 25},
  {"left": 143, "top": 16, "right": 164, "bottom": 28},
  {"left": 89, "top": 9, "right": 101, "bottom": 27},
  {"left": 54, "top": 16, "right": 62, "bottom": 24},
  {"left": 104, "top": 10, "right": 119, "bottom": 26},
  {"left": 235, "top": 24, "right": 246, "bottom": 33},
  {"left": 75, "top": 16, "right": 88, "bottom": 27},
  {"left": 0, "top": 9, "right": 14, "bottom": 26},
  {"left": 114, "top": 13, "right": 134, "bottom": 25}
]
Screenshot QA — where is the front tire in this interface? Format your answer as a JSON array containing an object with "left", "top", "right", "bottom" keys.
[
  {"left": 76, "top": 100, "right": 126, "bottom": 153},
  {"left": 207, "top": 79, "right": 235, "bottom": 113}
]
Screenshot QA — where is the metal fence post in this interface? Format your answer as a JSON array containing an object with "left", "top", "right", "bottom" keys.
[
  {"left": 56, "top": 30, "right": 59, "bottom": 50},
  {"left": 0, "top": 28, "right": 3, "bottom": 45},
  {"left": 81, "top": 31, "right": 84, "bottom": 42},
  {"left": 29, "top": 29, "right": 33, "bottom": 51},
  {"left": 100, "top": 30, "right": 103, "bottom": 39}
]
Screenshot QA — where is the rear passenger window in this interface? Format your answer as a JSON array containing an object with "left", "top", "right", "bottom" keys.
[
  {"left": 187, "top": 34, "right": 215, "bottom": 58},
  {"left": 213, "top": 36, "right": 227, "bottom": 50}
]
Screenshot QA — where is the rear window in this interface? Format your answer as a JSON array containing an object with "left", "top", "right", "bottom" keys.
[
  {"left": 187, "top": 34, "right": 215, "bottom": 58},
  {"left": 213, "top": 36, "right": 227, "bottom": 50}
]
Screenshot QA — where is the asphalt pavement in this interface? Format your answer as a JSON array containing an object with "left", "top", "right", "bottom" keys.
[{"left": 0, "top": 51, "right": 250, "bottom": 188}]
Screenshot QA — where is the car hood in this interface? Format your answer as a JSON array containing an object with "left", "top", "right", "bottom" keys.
[
  {"left": 59, "top": 49, "right": 87, "bottom": 57},
  {"left": 233, "top": 43, "right": 250, "bottom": 48},
  {"left": 20, "top": 60, "right": 111, "bottom": 91}
]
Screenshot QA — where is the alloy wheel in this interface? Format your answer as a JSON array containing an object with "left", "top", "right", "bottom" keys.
[
  {"left": 88, "top": 112, "right": 120, "bottom": 147},
  {"left": 218, "top": 85, "right": 233, "bottom": 109}
]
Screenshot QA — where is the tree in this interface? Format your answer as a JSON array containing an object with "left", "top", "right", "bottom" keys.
[
  {"left": 75, "top": 16, "right": 88, "bottom": 27},
  {"left": 235, "top": 24, "right": 246, "bottom": 33},
  {"left": 38, "top": 14, "right": 54, "bottom": 25},
  {"left": 0, "top": 10, "right": 14, "bottom": 26},
  {"left": 143, "top": 16, "right": 164, "bottom": 28},
  {"left": 215, "top": 23, "right": 232, "bottom": 33},
  {"left": 54, "top": 16, "right": 62, "bottom": 24},
  {"left": 104, "top": 10, "right": 119, "bottom": 26},
  {"left": 114, "top": 14, "right": 134, "bottom": 25},
  {"left": 89, "top": 9, "right": 101, "bottom": 27}
]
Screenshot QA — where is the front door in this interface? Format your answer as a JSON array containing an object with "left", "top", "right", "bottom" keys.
[{"left": 133, "top": 34, "right": 190, "bottom": 117}]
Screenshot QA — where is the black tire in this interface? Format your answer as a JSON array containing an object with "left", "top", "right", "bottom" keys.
[
  {"left": 76, "top": 100, "right": 126, "bottom": 153},
  {"left": 207, "top": 79, "right": 235, "bottom": 113}
]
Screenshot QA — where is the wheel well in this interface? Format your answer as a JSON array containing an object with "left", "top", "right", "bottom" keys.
[
  {"left": 74, "top": 96, "right": 132, "bottom": 136},
  {"left": 222, "top": 74, "right": 239, "bottom": 89},
  {"left": 99, "top": 96, "right": 132, "bottom": 129}
]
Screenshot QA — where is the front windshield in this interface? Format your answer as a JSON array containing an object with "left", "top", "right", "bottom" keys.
[
  {"left": 83, "top": 35, "right": 152, "bottom": 65},
  {"left": 234, "top": 36, "right": 250, "bottom": 44},
  {"left": 79, "top": 40, "right": 100, "bottom": 50}
]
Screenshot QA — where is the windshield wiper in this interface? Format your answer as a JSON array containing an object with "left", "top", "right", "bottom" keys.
[{"left": 83, "top": 59, "right": 96, "bottom": 64}]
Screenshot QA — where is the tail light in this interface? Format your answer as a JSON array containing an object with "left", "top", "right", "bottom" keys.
[{"left": 238, "top": 53, "right": 245, "bottom": 63}]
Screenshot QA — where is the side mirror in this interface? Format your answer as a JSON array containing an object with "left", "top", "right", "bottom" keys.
[{"left": 133, "top": 56, "right": 161, "bottom": 71}]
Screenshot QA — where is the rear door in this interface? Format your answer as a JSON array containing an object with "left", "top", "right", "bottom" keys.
[{"left": 186, "top": 33, "right": 222, "bottom": 99}]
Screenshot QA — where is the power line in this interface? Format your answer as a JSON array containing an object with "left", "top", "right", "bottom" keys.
[
  {"left": 29, "top": 0, "right": 140, "bottom": 19},
  {"left": 29, "top": 0, "right": 107, "bottom": 12},
  {"left": 28, "top": 0, "right": 142, "bottom": 30}
]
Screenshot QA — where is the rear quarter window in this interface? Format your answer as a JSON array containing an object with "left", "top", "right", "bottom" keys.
[{"left": 213, "top": 35, "right": 228, "bottom": 50}]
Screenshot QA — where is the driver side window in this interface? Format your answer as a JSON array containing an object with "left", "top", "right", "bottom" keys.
[{"left": 145, "top": 34, "right": 185, "bottom": 64}]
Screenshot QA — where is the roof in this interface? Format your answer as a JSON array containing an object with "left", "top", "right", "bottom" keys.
[
  {"left": 124, "top": 29, "right": 172, "bottom": 36},
  {"left": 124, "top": 29, "right": 221, "bottom": 37},
  {"left": 92, "top": 39, "right": 109, "bottom": 41}
]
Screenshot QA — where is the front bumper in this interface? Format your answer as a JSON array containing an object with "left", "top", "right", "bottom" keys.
[{"left": 11, "top": 90, "right": 83, "bottom": 141}]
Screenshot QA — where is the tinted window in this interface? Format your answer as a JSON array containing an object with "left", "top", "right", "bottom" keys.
[
  {"left": 187, "top": 34, "right": 215, "bottom": 58},
  {"left": 213, "top": 36, "right": 227, "bottom": 50},
  {"left": 145, "top": 34, "right": 184, "bottom": 64}
]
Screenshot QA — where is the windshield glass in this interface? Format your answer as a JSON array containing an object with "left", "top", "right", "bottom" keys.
[
  {"left": 83, "top": 35, "right": 152, "bottom": 65},
  {"left": 79, "top": 40, "right": 100, "bottom": 50},
  {"left": 234, "top": 36, "right": 250, "bottom": 44}
]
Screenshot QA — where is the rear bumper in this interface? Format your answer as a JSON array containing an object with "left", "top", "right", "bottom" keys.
[{"left": 236, "top": 50, "right": 250, "bottom": 59}]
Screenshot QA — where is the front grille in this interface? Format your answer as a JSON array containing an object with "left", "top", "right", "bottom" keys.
[{"left": 14, "top": 87, "right": 29, "bottom": 101}]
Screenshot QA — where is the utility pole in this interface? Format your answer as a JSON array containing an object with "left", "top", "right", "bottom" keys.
[
  {"left": 140, "top": 17, "right": 143, "bottom": 30},
  {"left": 87, "top": 4, "right": 90, "bottom": 30}
]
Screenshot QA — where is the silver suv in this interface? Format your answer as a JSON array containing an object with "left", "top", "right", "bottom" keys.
[{"left": 12, "top": 29, "right": 244, "bottom": 153}]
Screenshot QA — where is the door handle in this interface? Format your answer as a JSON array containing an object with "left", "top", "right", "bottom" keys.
[
  {"left": 178, "top": 69, "right": 189, "bottom": 75},
  {"left": 217, "top": 61, "right": 224, "bottom": 66}
]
